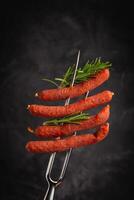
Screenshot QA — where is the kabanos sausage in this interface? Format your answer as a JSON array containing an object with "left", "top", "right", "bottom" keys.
[
  {"left": 26, "top": 123, "right": 109, "bottom": 153},
  {"left": 28, "top": 90, "right": 113, "bottom": 118},
  {"left": 29, "top": 105, "right": 110, "bottom": 138},
  {"left": 36, "top": 69, "right": 109, "bottom": 101}
]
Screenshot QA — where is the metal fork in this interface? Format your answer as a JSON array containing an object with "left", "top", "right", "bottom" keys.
[{"left": 43, "top": 51, "right": 89, "bottom": 200}]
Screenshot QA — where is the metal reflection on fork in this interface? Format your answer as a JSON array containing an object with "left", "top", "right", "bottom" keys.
[{"left": 44, "top": 50, "right": 89, "bottom": 200}]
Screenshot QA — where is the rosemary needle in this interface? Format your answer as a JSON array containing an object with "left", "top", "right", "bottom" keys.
[{"left": 43, "top": 112, "right": 90, "bottom": 125}]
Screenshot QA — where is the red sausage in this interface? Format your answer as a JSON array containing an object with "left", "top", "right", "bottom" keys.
[
  {"left": 28, "top": 90, "right": 113, "bottom": 118},
  {"left": 26, "top": 123, "right": 109, "bottom": 153},
  {"left": 31, "top": 105, "right": 110, "bottom": 138},
  {"left": 36, "top": 69, "right": 110, "bottom": 101}
]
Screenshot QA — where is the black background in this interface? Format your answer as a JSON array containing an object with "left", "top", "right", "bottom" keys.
[{"left": 0, "top": 1, "right": 134, "bottom": 200}]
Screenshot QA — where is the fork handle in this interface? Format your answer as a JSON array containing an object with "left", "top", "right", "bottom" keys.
[{"left": 44, "top": 184, "right": 55, "bottom": 200}]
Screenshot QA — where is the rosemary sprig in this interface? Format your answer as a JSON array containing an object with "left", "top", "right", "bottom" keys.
[
  {"left": 43, "top": 112, "right": 90, "bottom": 125},
  {"left": 42, "top": 58, "right": 111, "bottom": 88},
  {"left": 55, "top": 58, "right": 111, "bottom": 87}
]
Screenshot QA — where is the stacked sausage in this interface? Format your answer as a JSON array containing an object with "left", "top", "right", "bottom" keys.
[{"left": 26, "top": 69, "right": 113, "bottom": 153}]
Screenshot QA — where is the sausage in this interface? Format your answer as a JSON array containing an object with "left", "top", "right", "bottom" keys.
[
  {"left": 36, "top": 69, "right": 109, "bottom": 101},
  {"left": 26, "top": 123, "right": 109, "bottom": 153},
  {"left": 27, "top": 90, "right": 113, "bottom": 118},
  {"left": 30, "top": 105, "right": 110, "bottom": 138}
]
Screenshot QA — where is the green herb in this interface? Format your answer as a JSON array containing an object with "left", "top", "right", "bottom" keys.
[
  {"left": 43, "top": 112, "right": 90, "bottom": 125},
  {"left": 55, "top": 58, "right": 111, "bottom": 87},
  {"left": 55, "top": 65, "right": 74, "bottom": 88},
  {"left": 42, "top": 78, "right": 59, "bottom": 87},
  {"left": 42, "top": 58, "right": 111, "bottom": 88}
]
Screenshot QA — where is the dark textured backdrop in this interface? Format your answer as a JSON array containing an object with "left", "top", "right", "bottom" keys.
[{"left": 0, "top": 1, "right": 134, "bottom": 200}]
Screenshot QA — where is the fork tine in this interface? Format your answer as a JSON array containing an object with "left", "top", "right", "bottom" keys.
[
  {"left": 58, "top": 148, "right": 72, "bottom": 182},
  {"left": 45, "top": 153, "right": 56, "bottom": 182}
]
